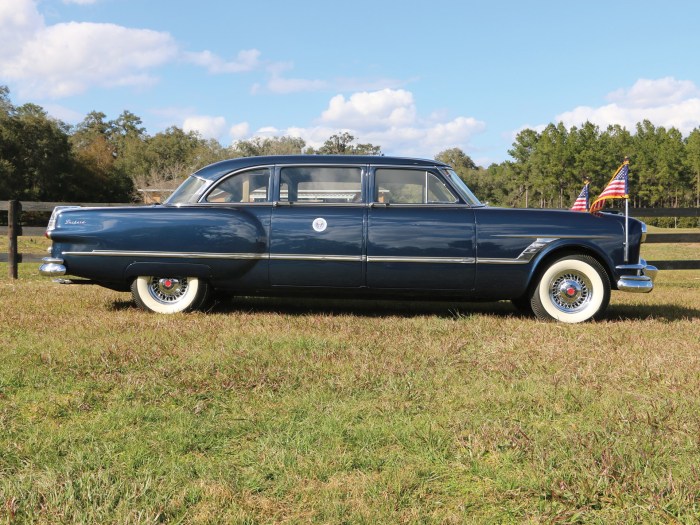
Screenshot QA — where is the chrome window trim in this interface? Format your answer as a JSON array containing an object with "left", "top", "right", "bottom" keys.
[
  {"left": 371, "top": 166, "right": 462, "bottom": 205},
  {"left": 200, "top": 165, "right": 274, "bottom": 204},
  {"left": 165, "top": 175, "right": 210, "bottom": 206},
  {"left": 275, "top": 164, "right": 365, "bottom": 204},
  {"left": 368, "top": 203, "right": 465, "bottom": 209}
]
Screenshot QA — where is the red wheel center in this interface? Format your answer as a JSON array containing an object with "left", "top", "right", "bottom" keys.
[
  {"left": 566, "top": 286, "right": 576, "bottom": 297},
  {"left": 164, "top": 279, "right": 173, "bottom": 288}
]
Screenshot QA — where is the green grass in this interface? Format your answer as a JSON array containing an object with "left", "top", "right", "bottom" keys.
[{"left": 1, "top": 245, "right": 700, "bottom": 523}]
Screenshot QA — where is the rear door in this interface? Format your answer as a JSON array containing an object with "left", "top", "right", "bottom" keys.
[{"left": 269, "top": 164, "right": 366, "bottom": 287}]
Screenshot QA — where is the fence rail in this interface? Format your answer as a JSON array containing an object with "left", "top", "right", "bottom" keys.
[{"left": 3, "top": 200, "right": 700, "bottom": 278}]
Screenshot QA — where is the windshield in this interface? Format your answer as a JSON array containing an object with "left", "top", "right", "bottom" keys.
[
  {"left": 164, "top": 176, "right": 207, "bottom": 205},
  {"left": 441, "top": 168, "right": 483, "bottom": 206}
]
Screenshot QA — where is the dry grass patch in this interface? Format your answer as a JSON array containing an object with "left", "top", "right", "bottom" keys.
[{"left": 1, "top": 256, "right": 699, "bottom": 523}]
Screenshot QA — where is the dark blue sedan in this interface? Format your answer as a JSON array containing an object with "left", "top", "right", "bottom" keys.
[{"left": 40, "top": 155, "right": 657, "bottom": 322}]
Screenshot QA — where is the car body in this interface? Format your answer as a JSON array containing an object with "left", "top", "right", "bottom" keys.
[{"left": 40, "top": 155, "right": 657, "bottom": 322}]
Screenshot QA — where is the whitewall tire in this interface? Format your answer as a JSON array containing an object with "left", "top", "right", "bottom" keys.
[
  {"left": 131, "top": 276, "right": 210, "bottom": 314},
  {"left": 530, "top": 255, "right": 610, "bottom": 323}
]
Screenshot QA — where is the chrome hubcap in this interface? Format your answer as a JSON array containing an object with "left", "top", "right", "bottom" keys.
[
  {"left": 148, "top": 277, "right": 188, "bottom": 304},
  {"left": 549, "top": 272, "right": 591, "bottom": 313}
]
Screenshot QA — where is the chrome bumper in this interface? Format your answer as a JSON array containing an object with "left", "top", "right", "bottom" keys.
[
  {"left": 616, "top": 259, "right": 658, "bottom": 293},
  {"left": 39, "top": 257, "right": 66, "bottom": 277}
]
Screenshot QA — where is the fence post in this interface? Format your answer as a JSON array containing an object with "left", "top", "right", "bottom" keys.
[{"left": 8, "top": 200, "right": 21, "bottom": 279}]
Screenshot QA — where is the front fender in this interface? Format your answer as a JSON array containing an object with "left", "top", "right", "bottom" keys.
[{"left": 525, "top": 239, "right": 617, "bottom": 289}]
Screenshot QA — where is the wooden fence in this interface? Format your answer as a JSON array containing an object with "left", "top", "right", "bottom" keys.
[{"left": 2, "top": 200, "right": 699, "bottom": 279}]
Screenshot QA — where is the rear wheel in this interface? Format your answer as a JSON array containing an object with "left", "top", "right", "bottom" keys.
[
  {"left": 131, "top": 276, "right": 211, "bottom": 313},
  {"left": 530, "top": 255, "right": 610, "bottom": 323}
]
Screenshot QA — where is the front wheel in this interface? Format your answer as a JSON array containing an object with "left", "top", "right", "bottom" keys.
[
  {"left": 131, "top": 276, "right": 211, "bottom": 314},
  {"left": 530, "top": 255, "right": 610, "bottom": 323}
]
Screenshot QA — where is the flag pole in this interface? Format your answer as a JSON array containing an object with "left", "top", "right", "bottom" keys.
[
  {"left": 624, "top": 197, "right": 629, "bottom": 262},
  {"left": 624, "top": 156, "right": 630, "bottom": 263}
]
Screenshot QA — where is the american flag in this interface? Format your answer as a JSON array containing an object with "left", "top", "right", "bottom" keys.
[
  {"left": 590, "top": 161, "right": 629, "bottom": 212},
  {"left": 570, "top": 183, "right": 589, "bottom": 212}
]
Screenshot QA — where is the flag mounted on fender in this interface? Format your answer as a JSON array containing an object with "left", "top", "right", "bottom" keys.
[
  {"left": 590, "top": 158, "right": 629, "bottom": 213},
  {"left": 570, "top": 181, "right": 590, "bottom": 212}
]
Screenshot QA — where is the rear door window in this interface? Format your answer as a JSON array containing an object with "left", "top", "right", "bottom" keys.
[{"left": 279, "top": 166, "right": 362, "bottom": 203}]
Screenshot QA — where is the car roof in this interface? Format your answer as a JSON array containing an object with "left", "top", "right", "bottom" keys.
[{"left": 193, "top": 155, "right": 449, "bottom": 182}]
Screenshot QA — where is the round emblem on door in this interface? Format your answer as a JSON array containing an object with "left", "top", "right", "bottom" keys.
[{"left": 312, "top": 217, "right": 327, "bottom": 232}]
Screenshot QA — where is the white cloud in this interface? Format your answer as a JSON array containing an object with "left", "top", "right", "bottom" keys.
[
  {"left": 237, "top": 88, "right": 486, "bottom": 157},
  {"left": 606, "top": 77, "right": 700, "bottom": 108},
  {"left": 0, "top": 0, "right": 44, "bottom": 58},
  {"left": 183, "top": 115, "right": 227, "bottom": 139},
  {"left": 556, "top": 77, "right": 700, "bottom": 134},
  {"left": 1, "top": 0, "right": 262, "bottom": 98},
  {"left": 0, "top": 1, "right": 178, "bottom": 98},
  {"left": 229, "top": 122, "right": 250, "bottom": 140},
  {"left": 184, "top": 49, "right": 261, "bottom": 74},
  {"left": 321, "top": 89, "right": 416, "bottom": 129}
]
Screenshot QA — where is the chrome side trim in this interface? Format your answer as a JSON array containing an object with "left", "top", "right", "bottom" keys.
[
  {"left": 367, "top": 256, "right": 475, "bottom": 264},
  {"left": 61, "top": 250, "right": 475, "bottom": 265},
  {"left": 63, "top": 250, "right": 267, "bottom": 260},
  {"left": 477, "top": 258, "right": 529, "bottom": 265},
  {"left": 478, "top": 238, "right": 558, "bottom": 265},
  {"left": 270, "top": 254, "right": 363, "bottom": 262},
  {"left": 492, "top": 234, "right": 615, "bottom": 240}
]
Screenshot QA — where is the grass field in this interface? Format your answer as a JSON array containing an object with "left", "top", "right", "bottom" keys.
[{"left": 1, "top": 242, "right": 699, "bottom": 523}]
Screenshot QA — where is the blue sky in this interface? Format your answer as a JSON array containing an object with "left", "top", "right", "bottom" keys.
[{"left": 3, "top": 0, "right": 700, "bottom": 166}]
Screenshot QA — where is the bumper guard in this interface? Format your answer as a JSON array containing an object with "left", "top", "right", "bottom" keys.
[
  {"left": 39, "top": 257, "right": 66, "bottom": 277},
  {"left": 616, "top": 259, "right": 658, "bottom": 293}
]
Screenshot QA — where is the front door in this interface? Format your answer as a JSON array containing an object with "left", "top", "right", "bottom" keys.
[{"left": 366, "top": 167, "right": 476, "bottom": 291}]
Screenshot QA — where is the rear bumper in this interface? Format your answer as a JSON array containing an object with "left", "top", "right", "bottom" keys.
[{"left": 616, "top": 259, "right": 658, "bottom": 293}]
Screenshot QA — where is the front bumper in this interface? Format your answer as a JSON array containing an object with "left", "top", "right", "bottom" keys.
[{"left": 616, "top": 259, "right": 658, "bottom": 293}]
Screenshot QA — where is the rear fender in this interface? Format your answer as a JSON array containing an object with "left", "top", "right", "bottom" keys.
[{"left": 124, "top": 262, "right": 212, "bottom": 281}]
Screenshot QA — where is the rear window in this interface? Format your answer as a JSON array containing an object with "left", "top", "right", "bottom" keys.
[{"left": 165, "top": 176, "right": 207, "bottom": 205}]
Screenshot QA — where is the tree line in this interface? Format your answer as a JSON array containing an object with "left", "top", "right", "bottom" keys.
[
  {"left": 2, "top": 85, "right": 700, "bottom": 210},
  {"left": 0, "top": 86, "right": 379, "bottom": 203},
  {"left": 444, "top": 121, "right": 700, "bottom": 210}
]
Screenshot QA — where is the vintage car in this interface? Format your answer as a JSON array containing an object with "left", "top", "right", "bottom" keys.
[{"left": 39, "top": 155, "right": 657, "bottom": 322}]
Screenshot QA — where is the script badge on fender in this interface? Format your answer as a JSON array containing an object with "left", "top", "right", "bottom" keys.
[{"left": 312, "top": 217, "right": 327, "bottom": 232}]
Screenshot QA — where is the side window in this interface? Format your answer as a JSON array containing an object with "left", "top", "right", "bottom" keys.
[
  {"left": 279, "top": 166, "right": 362, "bottom": 203},
  {"left": 205, "top": 168, "right": 270, "bottom": 203},
  {"left": 374, "top": 169, "right": 458, "bottom": 204}
]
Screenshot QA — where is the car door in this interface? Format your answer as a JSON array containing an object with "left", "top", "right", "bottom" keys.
[
  {"left": 366, "top": 166, "right": 476, "bottom": 291},
  {"left": 269, "top": 164, "right": 366, "bottom": 287}
]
